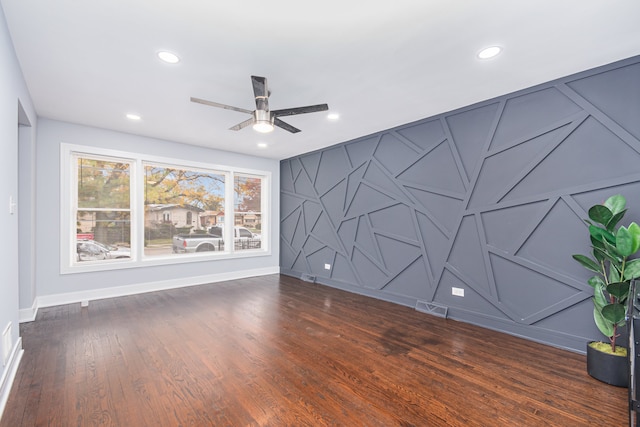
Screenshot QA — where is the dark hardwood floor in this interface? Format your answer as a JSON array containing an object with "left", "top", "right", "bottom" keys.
[{"left": 1, "top": 274, "right": 627, "bottom": 426}]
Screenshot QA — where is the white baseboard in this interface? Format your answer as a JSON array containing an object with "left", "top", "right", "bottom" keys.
[
  {"left": 18, "top": 300, "right": 38, "bottom": 323},
  {"left": 0, "top": 337, "right": 23, "bottom": 423},
  {"left": 36, "top": 266, "right": 280, "bottom": 309}
]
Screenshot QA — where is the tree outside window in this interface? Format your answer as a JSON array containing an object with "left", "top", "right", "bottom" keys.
[
  {"left": 143, "top": 164, "right": 225, "bottom": 256},
  {"left": 76, "top": 157, "right": 131, "bottom": 262},
  {"left": 234, "top": 175, "right": 262, "bottom": 250}
]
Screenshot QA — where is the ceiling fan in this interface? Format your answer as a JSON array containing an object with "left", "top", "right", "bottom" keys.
[{"left": 191, "top": 75, "right": 329, "bottom": 134}]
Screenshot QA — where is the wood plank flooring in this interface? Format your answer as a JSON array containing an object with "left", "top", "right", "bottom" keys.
[{"left": 0, "top": 274, "right": 627, "bottom": 426}]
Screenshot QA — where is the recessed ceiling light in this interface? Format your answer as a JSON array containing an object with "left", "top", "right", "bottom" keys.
[
  {"left": 257, "top": 142, "right": 268, "bottom": 148},
  {"left": 477, "top": 46, "right": 502, "bottom": 60},
  {"left": 327, "top": 113, "right": 340, "bottom": 121},
  {"left": 126, "top": 113, "right": 141, "bottom": 121},
  {"left": 157, "top": 51, "right": 180, "bottom": 64}
]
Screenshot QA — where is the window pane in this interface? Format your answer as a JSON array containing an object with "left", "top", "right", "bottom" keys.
[
  {"left": 74, "top": 155, "right": 131, "bottom": 266},
  {"left": 234, "top": 175, "right": 262, "bottom": 251},
  {"left": 144, "top": 165, "right": 225, "bottom": 257},
  {"left": 76, "top": 211, "right": 131, "bottom": 261},
  {"left": 77, "top": 158, "right": 130, "bottom": 209}
]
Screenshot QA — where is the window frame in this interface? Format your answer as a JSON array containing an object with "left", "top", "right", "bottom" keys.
[{"left": 60, "top": 143, "right": 271, "bottom": 274}]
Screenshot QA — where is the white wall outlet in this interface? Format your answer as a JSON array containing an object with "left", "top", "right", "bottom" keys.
[
  {"left": 324, "top": 263, "right": 331, "bottom": 270},
  {"left": 81, "top": 300, "right": 89, "bottom": 307},
  {"left": 452, "top": 287, "right": 465, "bottom": 297}
]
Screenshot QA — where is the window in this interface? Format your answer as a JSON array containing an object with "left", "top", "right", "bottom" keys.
[
  {"left": 234, "top": 174, "right": 263, "bottom": 251},
  {"left": 74, "top": 155, "right": 132, "bottom": 265},
  {"left": 143, "top": 163, "right": 225, "bottom": 258},
  {"left": 61, "top": 144, "right": 270, "bottom": 273}
]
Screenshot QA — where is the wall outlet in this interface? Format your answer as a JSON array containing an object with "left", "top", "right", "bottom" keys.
[
  {"left": 452, "top": 287, "right": 465, "bottom": 297},
  {"left": 324, "top": 263, "right": 331, "bottom": 270}
]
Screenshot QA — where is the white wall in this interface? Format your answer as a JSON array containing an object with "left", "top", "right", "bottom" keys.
[
  {"left": 34, "top": 119, "right": 280, "bottom": 304},
  {"left": 0, "top": 3, "right": 36, "bottom": 416}
]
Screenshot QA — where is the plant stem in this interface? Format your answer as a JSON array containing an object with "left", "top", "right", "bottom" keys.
[
  {"left": 601, "top": 259, "right": 618, "bottom": 353},
  {"left": 611, "top": 325, "right": 617, "bottom": 352}
]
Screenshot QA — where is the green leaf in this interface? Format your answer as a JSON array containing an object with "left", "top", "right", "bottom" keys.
[
  {"left": 594, "top": 306, "right": 615, "bottom": 338},
  {"left": 624, "top": 259, "right": 640, "bottom": 280},
  {"left": 604, "top": 194, "right": 626, "bottom": 216},
  {"left": 593, "top": 246, "right": 619, "bottom": 265},
  {"left": 587, "top": 276, "right": 605, "bottom": 289},
  {"left": 616, "top": 226, "right": 634, "bottom": 256},
  {"left": 589, "top": 225, "right": 616, "bottom": 245},
  {"left": 593, "top": 287, "right": 608, "bottom": 310},
  {"left": 592, "top": 246, "right": 606, "bottom": 263},
  {"left": 589, "top": 204, "right": 613, "bottom": 227},
  {"left": 607, "top": 281, "right": 630, "bottom": 300},
  {"left": 628, "top": 222, "right": 640, "bottom": 253},
  {"left": 608, "top": 209, "right": 628, "bottom": 232},
  {"left": 603, "top": 239, "right": 623, "bottom": 261},
  {"left": 572, "top": 254, "right": 601, "bottom": 273},
  {"left": 591, "top": 235, "right": 605, "bottom": 250},
  {"left": 609, "top": 266, "right": 621, "bottom": 284},
  {"left": 602, "top": 303, "right": 626, "bottom": 324}
]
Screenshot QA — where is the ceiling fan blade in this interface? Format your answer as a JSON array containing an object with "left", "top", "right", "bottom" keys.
[
  {"left": 273, "top": 117, "right": 301, "bottom": 133},
  {"left": 229, "top": 117, "right": 254, "bottom": 131},
  {"left": 191, "top": 97, "right": 253, "bottom": 115},
  {"left": 251, "top": 76, "right": 267, "bottom": 98},
  {"left": 272, "top": 103, "right": 329, "bottom": 117},
  {"left": 251, "top": 75, "right": 269, "bottom": 111}
]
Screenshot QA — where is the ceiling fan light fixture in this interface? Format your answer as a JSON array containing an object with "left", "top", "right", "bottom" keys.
[
  {"left": 253, "top": 121, "right": 274, "bottom": 133},
  {"left": 253, "top": 109, "right": 274, "bottom": 133}
]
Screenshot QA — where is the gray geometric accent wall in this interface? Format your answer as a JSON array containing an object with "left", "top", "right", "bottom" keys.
[{"left": 281, "top": 56, "right": 640, "bottom": 353}]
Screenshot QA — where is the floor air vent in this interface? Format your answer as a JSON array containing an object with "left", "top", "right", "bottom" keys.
[
  {"left": 415, "top": 301, "right": 448, "bottom": 318},
  {"left": 301, "top": 274, "right": 316, "bottom": 283}
]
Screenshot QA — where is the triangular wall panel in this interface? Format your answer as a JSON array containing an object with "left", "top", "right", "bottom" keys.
[
  {"left": 396, "top": 119, "right": 445, "bottom": 151},
  {"left": 567, "top": 62, "right": 640, "bottom": 140},
  {"left": 490, "top": 87, "right": 582, "bottom": 150},
  {"left": 446, "top": 102, "right": 500, "bottom": 179},
  {"left": 505, "top": 117, "right": 640, "bottom": 201},
  {"left": 397, "top": 142, "right": 466, "bottom": 194}
]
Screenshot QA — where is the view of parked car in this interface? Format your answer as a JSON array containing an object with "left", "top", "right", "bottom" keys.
[
  {"left": 76, "top": 240, "right": 131, "bottom": 261},
  {"left": 172, "top": 226, "right": 261, "bottom": 253}
]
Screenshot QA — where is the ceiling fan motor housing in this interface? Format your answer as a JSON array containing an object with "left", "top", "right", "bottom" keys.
[{"left": 254, "top": 109, "right": 272, "bottom": 123}]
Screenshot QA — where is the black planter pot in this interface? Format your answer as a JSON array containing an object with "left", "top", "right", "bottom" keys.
[{"left": 586, "top": 342, "right": 629, "bottom": 387}]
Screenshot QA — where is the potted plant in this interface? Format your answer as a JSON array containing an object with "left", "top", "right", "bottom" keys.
[{"left": 573, "top": 194, "right": 640, "bottom": 386}]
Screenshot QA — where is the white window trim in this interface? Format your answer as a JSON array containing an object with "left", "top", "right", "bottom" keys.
[{"left": 60, "top": 143, "right": 271, "bottom": 274}]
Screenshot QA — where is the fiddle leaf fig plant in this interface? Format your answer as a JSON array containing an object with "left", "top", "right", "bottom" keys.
[{"left": 572, "top": 194, "right": 640, "bottom": 353}]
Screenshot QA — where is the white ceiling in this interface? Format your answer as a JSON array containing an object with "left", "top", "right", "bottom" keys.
[{"left": 2, "top": 1, "right": 640, "bottom": 160}]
